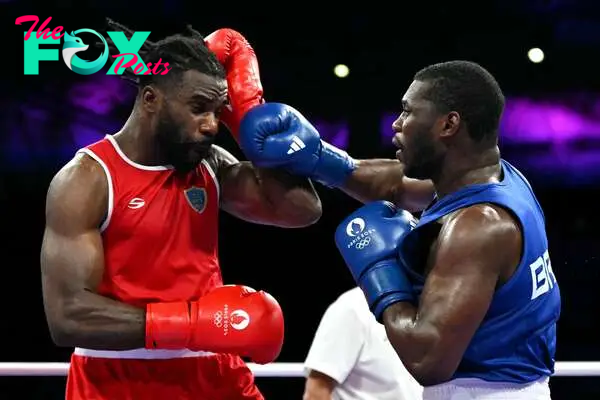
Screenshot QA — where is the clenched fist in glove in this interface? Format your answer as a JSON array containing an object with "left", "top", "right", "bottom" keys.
[
  {"left": 204, "top": 29, "right": 264, "bottom": 140},
  {"left": 335, "top": 201, "right": 418, "bottom": 320},
  {"left": 205, "top": 29, "right": 357, "bottom": 188},
  {"left": 145, "top": 285, "right": 284, "bottom": 364},
  {"left": 238, "top": 102, "right": 357, "bottom": 188}
]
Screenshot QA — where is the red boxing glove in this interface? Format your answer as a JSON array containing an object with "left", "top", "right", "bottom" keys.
[
  {"left": 145, "top": 285, "right": 284, "bottom": 364},
  {"left": 204, "top": 28, "right": 265, "bottom": 140}
]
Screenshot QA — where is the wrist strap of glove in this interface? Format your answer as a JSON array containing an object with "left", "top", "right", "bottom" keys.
[
  {"left": 311, "top": 141, "right": 357, "bottom": 188},
  {"left": 145, "top": 302, "right": 192, "bottom": 349},
  {"left": 359, "top": 259, "right": 415, "bottom": 322}
]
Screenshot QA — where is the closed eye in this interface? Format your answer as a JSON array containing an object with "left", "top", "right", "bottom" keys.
[
  {"left": 190, "top": 95, "right": 227, "bottom": 115},
  {"left": 401, "top": 100, "right": 411, "bottom": 114},
  {"left": 192, "top": 104, "right": 208, "bottom": 114}
]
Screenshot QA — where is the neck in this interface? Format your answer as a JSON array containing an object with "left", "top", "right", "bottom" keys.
[
  {"left": 113, "top": 107, "right": 166, "bottom": 166},
  {"left": 433, "top": 145, "right": 501, "bottom": 199}
]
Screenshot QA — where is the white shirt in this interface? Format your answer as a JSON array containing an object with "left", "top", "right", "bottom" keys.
[{"left": 304, "top": 287, "right": 423, "bottom": 400}]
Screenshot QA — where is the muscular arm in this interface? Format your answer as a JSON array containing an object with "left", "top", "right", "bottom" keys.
[
  {"left": 213, "top": 145, "right": 322, "bottom": 227},
  {"left": 381, "top": 205, "right": 522, "bottom": 385},
  {"left": 41, "top": 154, "right": 146, "bottom": 350},
  {"left": 303, "top": 370, "right": 335, "bottom": 400},
  {"left": 340, "top": 159, "right": 434, "bottom": 212}
]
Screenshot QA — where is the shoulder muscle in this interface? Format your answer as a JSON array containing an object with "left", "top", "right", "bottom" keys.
[
  {"left": 439, "top": 204, "right": 522, "bottom": 276},
  {"left": 46, "top": 153, "right": 108, "bottom": 233}
]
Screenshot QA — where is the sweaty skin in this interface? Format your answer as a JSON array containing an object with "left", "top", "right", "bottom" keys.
[
  {"left": 340, "top": 159, "right": 434, "bottom": 212},
  {"left": 41, "top": 141, "right": 321, "bottom": 349},
  {"left": 42, "top": 155, "right": 147, "bottom": 350},
  {"left": 41, "top": 69, "right": 323, "bottom": 350},
  {"left": 377, "top": 79, "right": 522, "bottom": 385},
  {"left": 382, "top": 204, "right": 522, "bottom": 385}
]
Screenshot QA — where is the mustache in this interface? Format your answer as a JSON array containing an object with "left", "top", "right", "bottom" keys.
[{"left": 174, "top": 138, "right": 215, "bottom": 149}]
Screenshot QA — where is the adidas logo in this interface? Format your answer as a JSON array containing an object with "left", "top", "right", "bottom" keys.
[{"left": 287, "top": 136, "right": 306, "bottom": 154}]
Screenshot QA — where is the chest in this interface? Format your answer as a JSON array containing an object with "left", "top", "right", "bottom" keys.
[{"left": 107, "top": 167, "right": 219, "bottom": 239}]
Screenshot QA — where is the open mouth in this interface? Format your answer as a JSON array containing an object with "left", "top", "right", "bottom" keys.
[{"left": 395, "top": 139, "right": 407, "bottom": 160}]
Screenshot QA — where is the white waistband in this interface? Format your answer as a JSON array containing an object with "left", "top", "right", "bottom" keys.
[
  {"left": 73, "top": 347, "right": 215, "bottom": 360},
  {"left": 423, "top": 377, "right": 551, "bottom": 400}
]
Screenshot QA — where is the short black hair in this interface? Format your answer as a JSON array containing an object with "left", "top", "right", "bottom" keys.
[
  {"left": 414, "top": 60, "right": 505, "bottom": 143},
  {"left": 101, "top": 18, "right": 225, "bottom": 92}
]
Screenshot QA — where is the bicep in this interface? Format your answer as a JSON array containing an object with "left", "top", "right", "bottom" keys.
[
  {"left": 416, "top": 206, "right": 519, "bottom": 370},
  {"left": 417, "top": 248, "right": 498, "bottom": 362},
  {"left": 41, "top": 228, "right": 104, "bottom": 302},
  {"left": 216, "top": 153, "right": 273, "bottom": 224},
  {"left": 41, "top": 155, "right": 107, "bottom": 322},
  {"left": 214, "top": 145, "right": 319, "bottom": 226}
]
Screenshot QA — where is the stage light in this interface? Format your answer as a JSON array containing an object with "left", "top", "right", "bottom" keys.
[
  {"left": 334, "top": 64, "right": 349, "bottom": 78},
  {"left": 528, "top": 48, "right": 544, "bottom": 63}
]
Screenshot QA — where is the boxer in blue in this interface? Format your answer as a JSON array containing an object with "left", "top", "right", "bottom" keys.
[{"left": 239, "top": 60, "right": 560, "bottom": 399}]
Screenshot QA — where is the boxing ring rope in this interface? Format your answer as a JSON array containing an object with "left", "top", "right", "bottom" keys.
[{"left": 0, "top": 362, "right": 600, "bottom": 377}]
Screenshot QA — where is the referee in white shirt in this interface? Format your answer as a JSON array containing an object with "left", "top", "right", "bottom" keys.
[{"left": 303, "top": 287, "right": 423, "bottom": 400}]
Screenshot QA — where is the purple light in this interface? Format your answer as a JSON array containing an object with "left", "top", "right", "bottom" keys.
[
  {"left": 68, "top": 75, "right": 134, "bottom": 115},
  {"left": 313, "top": 120, "right": 350, "bottom": 150},
  {"left": 499, "top": 98, "right": 600, "bottom": 143},
  {"left": 4, "top": 86, "right": 600, "bottom": 185},
  {"left": 380, "top": 97, "right": 600, "bottom": 146},
  {"left": 380, "top": 113, "right": 397, "bottom": 146},
  {"left": 70, "top": 123, "right": 105, "bottom": 148},
  {"left": 377, "top": 96, "right": 600, "bottom": 184}
]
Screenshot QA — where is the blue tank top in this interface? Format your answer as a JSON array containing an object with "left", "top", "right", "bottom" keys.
[{"left": 401, "top": 159, "right": 560, "bottom": 384}]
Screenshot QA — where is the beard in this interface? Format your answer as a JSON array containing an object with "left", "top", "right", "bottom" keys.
[
  {"left": 403, "top": 130, "right": 445, "bottom": 181},
  {"left": 156, "top": 111, "right": 214, "bottom": 173}
]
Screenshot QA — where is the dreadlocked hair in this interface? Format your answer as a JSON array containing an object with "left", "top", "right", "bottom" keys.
[{"left": 100, "top": 18, "right": 225, "bottom": 91}]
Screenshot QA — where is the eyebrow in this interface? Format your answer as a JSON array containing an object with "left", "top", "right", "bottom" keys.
[
  {"left": 190, "top": 93, "right": 214, "bottom": 102},
  {"left": 190, "top": 92, "right": 229, "bottom": 104}
]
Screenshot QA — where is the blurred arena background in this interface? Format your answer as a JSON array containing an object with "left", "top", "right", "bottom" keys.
[{"left": 1, "top": 1, "right": 599, "bottom": 398}]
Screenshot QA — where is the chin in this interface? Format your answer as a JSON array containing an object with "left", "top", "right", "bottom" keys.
[
  {"left": 404, "top": 164, "right": 433, "bottom": 181},
  {"left": 172, "top": 159, "right": 201, "bottom": 173},
  {"left": 172, "top": 150, "right": 210, "bottom": 173},
  {"left": 173, "top": 165, "right": 197, "bottom": 174}
]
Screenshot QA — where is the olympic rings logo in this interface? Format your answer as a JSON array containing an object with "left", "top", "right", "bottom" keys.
[
  {"left": 355, "top": 236, "right": 371, "bottom": 249},
  {"left": 213, "top": 311, "right": 223, "bottom": 328}
]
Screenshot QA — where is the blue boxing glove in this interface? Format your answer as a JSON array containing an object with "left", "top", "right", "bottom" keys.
[
  {"left": 238, "top": 102, "right": 356, "bottom": 187},
  {"left": 335, "top": 201, "right": 417, "bottom": 320}
]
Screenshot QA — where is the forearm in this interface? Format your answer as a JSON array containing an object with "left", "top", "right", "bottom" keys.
[
  {"left": 340, "top": 159, "right": 434, "bottom": 211},
  {"left": 303, "top": 373, "right": 335, "bottom": 400},
  {"left": 50, "top": 290, "right": 145, "bottom": 350},
  {"left": 382, "top": 302, "right": 448, "bottom": 385},
  {"left": 339, "top": 159, "right": 404, "bottom": 204},
  {"left": 303, "top": 389, "right": 332, "bottom": 400},
  {"left": 255, "top": 166, "right": 322, "bottom": 227}
]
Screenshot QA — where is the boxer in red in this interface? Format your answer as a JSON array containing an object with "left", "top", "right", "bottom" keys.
[{"left": 40, "top": 20, "right": 322, "bottom": 400}]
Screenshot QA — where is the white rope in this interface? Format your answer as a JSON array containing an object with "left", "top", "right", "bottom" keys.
[{"left": 0, "top": 362, "right": 599, "bottom": 377}]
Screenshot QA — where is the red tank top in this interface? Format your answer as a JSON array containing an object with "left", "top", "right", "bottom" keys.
[{"left": 77, "top": 135, "right": 222, "bottom": 307}]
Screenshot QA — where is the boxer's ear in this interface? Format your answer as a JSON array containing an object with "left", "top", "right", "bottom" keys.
[
  {"left": 141, "top": 86, "right": 162, "bottom": 113},
  {"left": 440, "top": 111, "right": 460, "bottom": 138}
]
